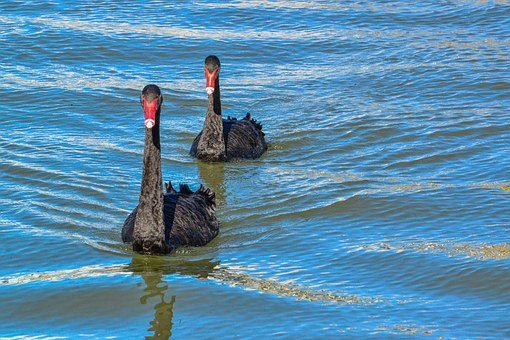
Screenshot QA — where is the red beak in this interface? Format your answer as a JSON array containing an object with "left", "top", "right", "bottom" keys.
[
  {"left": 143, "top": 97, "right": 158, "bottom": 128},
  {"left": 205, "top": 67, "right": 219, "bottom": 94}
]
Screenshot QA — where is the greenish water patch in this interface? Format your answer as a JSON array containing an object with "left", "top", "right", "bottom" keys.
[{"left": 359, "top": 242, "right": 510, "bottom": 261}]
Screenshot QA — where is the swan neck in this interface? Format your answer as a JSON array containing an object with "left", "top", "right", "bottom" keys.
[
  {"left": 133, "top": 110, "right": 167, "bottom": 251},
  {"left": 195, "top": 91, "right": 226, "bottom": 161}
]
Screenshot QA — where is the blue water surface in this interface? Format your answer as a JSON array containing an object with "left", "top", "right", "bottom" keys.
[{"left": 1, "top": 1, "right": 509, "bottom": 338}]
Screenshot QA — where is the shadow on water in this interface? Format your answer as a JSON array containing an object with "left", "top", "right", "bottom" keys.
[
  {"left": 197, "top": 161, "right": 227, "bottom": 206},
  {"left": 128, "top": 255, "right": 219, "bottom": 339}
]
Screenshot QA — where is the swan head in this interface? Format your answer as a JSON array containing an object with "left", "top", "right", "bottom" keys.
[
  {"left": 140, "top": 84, "right": 163, "bottom": 129},
  {"left": 204, "top": 55, "right": 221, "bottom": 95}
]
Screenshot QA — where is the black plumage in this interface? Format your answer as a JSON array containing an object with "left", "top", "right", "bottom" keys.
[
  {"left": 190, "top": 55, "right": 267, "bottom": 162},
  {"left": 122, "top": 85, "right": 219, "bottom": 254}
]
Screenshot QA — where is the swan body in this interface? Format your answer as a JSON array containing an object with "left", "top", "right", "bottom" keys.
[
  {"left": 191, "top": 113, "right": 266, "bottom": 161},
  {"left": 122, "top": 84, "right": 219, "bottom": 254},
  {"left": 122, "top": 182, "right": 218, "bottom": 252}
]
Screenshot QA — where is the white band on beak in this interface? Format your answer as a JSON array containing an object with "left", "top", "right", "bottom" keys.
[
  {"left": 206, "top": 87, "right": 215, "bottom": 95},
  {"left": 145, "top": 119, "right": 155, "bottom": 129}
]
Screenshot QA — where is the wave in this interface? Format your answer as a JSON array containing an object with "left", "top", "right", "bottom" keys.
[
  {"left": 0, "top": 14, "right": 339, "bottom": 41},
  {"left": 0, "top": 262, "right": 382, "bottom": 306}
]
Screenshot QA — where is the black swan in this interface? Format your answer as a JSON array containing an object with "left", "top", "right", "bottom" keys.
[
  {"left": 122, "top": 84, "right": 219, "bottom": 254},
  {"left": 190, "top": 55, "right": 267, "bottom": 161}
]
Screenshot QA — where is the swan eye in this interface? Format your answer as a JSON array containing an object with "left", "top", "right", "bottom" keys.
[{"left": 158, "top": 94, "right": 163, "bottom": 106}]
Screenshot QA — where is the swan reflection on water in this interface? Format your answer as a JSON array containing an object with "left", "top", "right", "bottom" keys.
[
  {"left": 139, "top": 269, "right": 175, "bottom": 339},
  {"left": 197, "top": 160, "right": 227, "bottom": 206},
  {"left": 128, "top": 255, "right": 219, "bottom": 339}
]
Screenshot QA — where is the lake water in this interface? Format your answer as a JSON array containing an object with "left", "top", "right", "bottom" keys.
[{"left": 1, "top": 1, "right": 509, "bottom": 338}]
